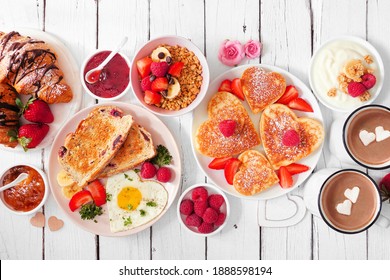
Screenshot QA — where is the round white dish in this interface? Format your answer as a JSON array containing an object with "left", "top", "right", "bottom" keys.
[{"left": 191, "top": 64, "right": 324, "bottom": 200}]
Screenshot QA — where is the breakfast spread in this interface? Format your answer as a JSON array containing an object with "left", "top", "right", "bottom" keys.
[{"left": 136, "top": 45, "right": 203, "bottom": 110}]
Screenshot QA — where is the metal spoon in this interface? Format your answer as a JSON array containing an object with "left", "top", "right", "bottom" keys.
[
  {"left": 0, "top": 173, "right": 28, "bottom": 192},
  {"left": 85, "top": 36, "right": 128, "bottom": 84}
]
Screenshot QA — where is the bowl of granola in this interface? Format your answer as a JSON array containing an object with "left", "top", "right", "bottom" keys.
[{"left": 131, "top": 36, "right": 209, "bottom": 117}]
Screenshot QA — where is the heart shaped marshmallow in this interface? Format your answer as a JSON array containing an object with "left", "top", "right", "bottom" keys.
[
  {"left": 359, "top": 130, "right": 376, "bottom": 146},
  {"left": 30, "top": 212, "right": 45, "bottom": 228},
  {"left": 375, "top": 126, "right": 390, "bottom": 142},
  {"left": 336, "top": 199, "right": 352, "bottom": 216},
  {"left": 344, "top": 186, "right": 360, "bottom": 203},
  {"left": 48, "top": 216, "right": 64, "bottom": 231}
]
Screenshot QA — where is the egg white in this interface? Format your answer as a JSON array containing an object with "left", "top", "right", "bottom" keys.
[{"left": 106, "top": 170, "right": 168, "bottom": 233}]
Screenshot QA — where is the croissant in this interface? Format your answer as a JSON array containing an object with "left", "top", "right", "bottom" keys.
[
  {"left": 0, "top": 83, "right": 19, "bottom": 147},
  {"left": 0, "top": 31, "right": 73, "bottom": 104}
]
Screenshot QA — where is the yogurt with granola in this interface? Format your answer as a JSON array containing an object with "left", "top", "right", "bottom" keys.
[{"left": 310, "top": 39, "right": 381, "bottom": 111}]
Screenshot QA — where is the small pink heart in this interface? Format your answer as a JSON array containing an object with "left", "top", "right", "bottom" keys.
[
  {"left": 48, "top": 216, "right": 64, "bottom": 231},
  {"left": 30, "top": 212, "right": 45, "bottom": 228}
]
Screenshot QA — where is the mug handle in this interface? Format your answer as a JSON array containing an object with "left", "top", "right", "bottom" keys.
[{"left": 375, "top": 214, "right": 390, "bottom": 228}]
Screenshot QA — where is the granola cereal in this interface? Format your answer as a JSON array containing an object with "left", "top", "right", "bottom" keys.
[
  {"left": 327, "top": 88, "right": 337, "bottom": 97},
  {"left": 364, "top": 55, "right": 373, "bottom": 64},
  {"left": 359, "top": 91, "right": 371, "bottom": 101}
]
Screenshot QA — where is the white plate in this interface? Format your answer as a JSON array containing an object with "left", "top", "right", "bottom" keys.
[
  {"left": 0, "top": 28, "right": 82, "bottom": 152},
  {"left": 48, "top": 102, "right": 181, "bottom": 236},
  {"left": 309, "top": 36, "right": 384, "bottom": 112},
  {"left": 191, "top": 64, "right": 324, "bottom": 200}
]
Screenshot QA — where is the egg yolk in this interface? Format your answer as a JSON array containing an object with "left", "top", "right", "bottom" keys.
[{"left": 117, "top": 187, "right": 142, "bottom": 211}]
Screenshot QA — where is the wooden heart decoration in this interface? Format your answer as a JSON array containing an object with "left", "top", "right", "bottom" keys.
[
  {"left": 30, "top": 212, "right": 45, "bottom": 228},
  {"left": 260, "top": 104, "right": 324, "bottom": 169},
  {"left": 195, "top": 91, "right": 260, "bottom": 158},
  {"left": 48, "top": 216, "right": 64, "bottom": 231},
  {"left": 241, "top": 67, "right": 286, "bottom": 113}
]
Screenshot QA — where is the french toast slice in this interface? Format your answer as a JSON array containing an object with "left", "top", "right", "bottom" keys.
[
  {"left": 99, "top": 123, "right": 156, "bottom": 178},
  {"left": 58, "top": 105, "right": 133, "bottom": 186},
  {"left": 233, "top": 150, "right": 279, "bottom": 196},
  {"left": 241, "top": 67, "right": 286, "bottom": 113},
  {"left": 260, "top": 104, "right": 324, "bottom": 169},
  {"left": 195, "top": 91, "right": 260, "bottom": 158}
]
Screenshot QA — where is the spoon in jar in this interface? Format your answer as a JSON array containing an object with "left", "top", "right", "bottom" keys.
[
  {"left": 85, "top": 36, "right": 128, "bottom": 84},
  {"left": 0, "top": 173, "right": 28, "bottom": 192}
]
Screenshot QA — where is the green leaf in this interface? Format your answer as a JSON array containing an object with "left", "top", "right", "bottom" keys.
[
  {"left": 79, "top": 203, "right": 103, "bottom": 220},
  {"left": 18, "top": 136, "right": 32, "bottom": 152},
  {"left": 127, "top": 204, "right": 133, "bottom": 211},
  {"left": 123, "top": 216, "right": 132, "bottom": 226},
  {"left": 140, "top": 209, "right": 146, "bottom": 216},
  {"left": 15, "top": 98, "right": 24, "bottom": 110},
  {"left": 124, "top": 173, "right": 133, "bottom": 181},
  {"left": 106, "top": 193, "right": 112, "bottom": 202},
  {"left": 7, "top": 129, "right": 18, "bottom": 142},
  {"left": 150, "top": 145, "right": 172, "bottom": 167},
  {"left": 146, "top": 201, "right": 157, "bottom": 207}
]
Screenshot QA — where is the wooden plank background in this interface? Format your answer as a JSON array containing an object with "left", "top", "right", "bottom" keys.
[{"left": 0, "top": 0, "right": 390, "bottom": 260}]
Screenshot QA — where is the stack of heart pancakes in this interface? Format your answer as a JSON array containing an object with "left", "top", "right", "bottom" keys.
[{"left": 195, "top": 66, "right": 324, "bottom": 196}]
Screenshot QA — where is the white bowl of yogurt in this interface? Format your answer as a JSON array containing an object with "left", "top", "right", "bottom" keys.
[{"left": 309, "top": 36, "right": 384, "bottom": 112}]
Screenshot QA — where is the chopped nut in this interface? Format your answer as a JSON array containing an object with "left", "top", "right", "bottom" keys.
[{"left": 327, "top": 88, "right": 337, "bottom": 97}]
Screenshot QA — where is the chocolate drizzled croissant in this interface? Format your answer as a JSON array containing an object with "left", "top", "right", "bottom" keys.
[
  {"left": 0, "top": 31, "right": 73, "bottom": 104},
  {"left": 0, "top": 83, "right": 19, "bottom": 147}
]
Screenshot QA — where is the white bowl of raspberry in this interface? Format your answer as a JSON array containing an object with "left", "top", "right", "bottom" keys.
[{"left": 177, "top": 183, "right": 230, "bottom": 237}]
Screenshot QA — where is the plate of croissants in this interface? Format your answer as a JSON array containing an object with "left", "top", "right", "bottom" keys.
[{"left": 0, "top": 28, "right": 82, "bottom": 152}]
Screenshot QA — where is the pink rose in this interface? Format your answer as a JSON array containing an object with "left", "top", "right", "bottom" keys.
[
  {"left": 244, "top": 40, "right": 262, "bottom": 59},
  {"left": 218, "top": 40, "right": 245, "bottom": 66}
]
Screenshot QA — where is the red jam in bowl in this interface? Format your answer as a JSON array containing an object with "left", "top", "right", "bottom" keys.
[
  {"left": 2, "top": 166, "right": 45, "bottom": 212},
  {"left": 84, "top": 51, "right": 130, "bottom": 98}
]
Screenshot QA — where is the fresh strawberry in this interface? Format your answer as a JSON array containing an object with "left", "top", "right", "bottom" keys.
[
  {"left": 86, "top": 179, "right": 106, "bottom": 206},
  {"left": 136, "top": 57, "right": 153, "bottom": 78},
  {"left": 144, "top": 90, "right": 161, "bottom": 105},
  {"left": 278, "top": 166, "right": 293, "bottom": 188},
  {"left": 218, "top": 79, "right": 232, "bottom": 92},
  {"left": 69, "top": 190, "right": 93, "bottom": 212},
  {"left": 282, "top": 129, "right": 300, "bottom": 147},
  {"left": 361, "top": 74, "right": 376, "bottom": 90},
  {"left": 219, "top": 120, "right": 236, "bottom": 137},
  {"left": 224, "top": 158, "right": 241, "bottom": 185},
  {"left": 208, "top": 156, "right": 232, "bottom": 170},
  {"left": 277, "top": 85, "right": 299, "bottom": 105},
  {"left": 9, "top": 123, "right": 50, "bottom": 151},
  {"left": 140, "top": 76, "right": 152, "bottom": 91},
  {"left": 151, "top": 77, "right": 168, "bottom": 92},
  {"left": 285, "top": 163, "right": 310, "bottom": 175},
  {"left": 150, "top": 61, "right": 169, "bottom": 77},
  {"left": 17, "top": 98, "right": 54, "bottom": 123},
  {"left": 168, "top": 62, "right": 184, "bottom": 77},
  {"left": 379, "top": 173, "right": 390, "bottom": 203},
  {"left": 288, "top": 98, "right": 313, "bottom": 112},
  {"left": 231, "top": 78, "right": 245, "bottom": 100},
  {"left": 347, "top": 82, "right": 366, "bottom": 97}
]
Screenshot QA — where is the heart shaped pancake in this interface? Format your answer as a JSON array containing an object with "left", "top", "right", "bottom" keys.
[
  {"left": 195, "top": 92, "right": 260, "bottom": 157},
  {"left": 30, "top": 212, "right": 45, "bottom": 228},
  {"left": 241, "top": 67, "right": 286, "bottom": 113},
  {"left": 48, "top": 216, "right": 64, "bottom": 231},
  {"left": 234, "top": 150, "right": 279, "bottom": 196},
  {"left": 260, "top": 104, "right": 324, "bottom": 169}
]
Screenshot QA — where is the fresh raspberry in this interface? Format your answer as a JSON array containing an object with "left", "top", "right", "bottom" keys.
[
  {"left": 218, "top": 120, "right": 236, "bottom": 137},
  {"left": 361, "top": 74, "right": 376, "bottom": 90},
  {"left": 192, "top": 187, "right": 208, "bottom": 202},
  {"left": 347, "top": 82, "right": 366, "bottom": 97},
  {"left": 202, "top": 207, "right": 219, "bottom": 224},
  {"left": 140, "top": 162, "right": 157, "bottom": 179},
  {"left": 185, "top": 214, "right": 202, "bottom": 227},
  {"left": 282, "top": 129, "right": 300, "bottom": 147},
  {"left": 215, "top": 213, "right": 226, "bottom": 227},
  {"left": 150, "top": 61, "right": 169, "bottom": 77},
  {"left": 208, "top": 194, "right": 225, "bottom": 211},
  {"left": 179, "top": 199, "right": 194, "bottom": 215},
  {"left": 156, "top": 167, "right": 171, "bottom": 183},
  {"left": 140, "top": 76, "right": 152, "bottom": 91},
  {"left": 198, "top": 222, "right": 214, "bottom": 234},
  {"left": 194, "top": 200, "right": 208, "bottom": 216}
]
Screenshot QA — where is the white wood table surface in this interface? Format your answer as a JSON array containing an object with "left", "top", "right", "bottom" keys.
[{"left": 1, "top": 0, "right": 390, "bottom": 260}]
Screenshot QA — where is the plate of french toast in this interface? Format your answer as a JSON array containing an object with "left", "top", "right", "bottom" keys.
[
  {"left": 192, "top": 65, "right": 325, "bottom": 200},
  {"left": 48, "top": 102, "right": 181, "bottom": 236},
  {"left": 0, "top": 29, "right": 81, "bottom": 152}
]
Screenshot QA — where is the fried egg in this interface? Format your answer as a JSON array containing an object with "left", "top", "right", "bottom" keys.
[{"left": 106, "top": 170, "right": 168, "bottom": 233}]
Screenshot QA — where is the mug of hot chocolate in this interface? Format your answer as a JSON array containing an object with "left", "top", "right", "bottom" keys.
[
  {"left": 318, "top": 169, "right": 388, "bottom": 234},
  {"left": 343, "top": 105, "right": 390, "bottom": 169}
]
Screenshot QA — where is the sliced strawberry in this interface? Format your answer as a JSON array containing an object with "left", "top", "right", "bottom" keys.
[
  {"left": 136, "top": 57, "right": 153, "bottom": 78},
  {"left": 231, "top": 78, "right": 245, "bottom": 101},
  {"left": 277, "top": 85, "right": 299, "bottom": 105},
  {"left": 151, "top": 77, "right": 168, "bottom": 92},
  {"left": 69, "top": 190, "right": 93, "bottom": 212},
  {"left": 208, "top": 157, "right": 232, "bottom": 170},
  {"left": 285, "top": 163, "right": 310, "bottom": 175},
  {"left": 224, "top": 158, "right": 241, "bottom": 185},
  {"left": 144, "top": 90, "right": 161, "bottom": 105},
  {"left": 86, "top": 179, "right": 106, "bottom": 206},
  {"left": 288, "top": 98, "right": 313, "bottom": 112},
  {"left": 218, "top": 79, "right": 232, "bottom": 92},
  {"left": 278, "top": 166, "right": 293, "bottom": 189},
  {"left": 168, "top": 62, "right": 184, "bottom": 77}
]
